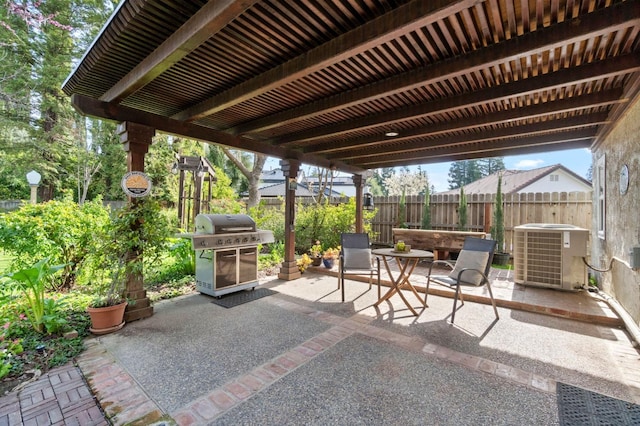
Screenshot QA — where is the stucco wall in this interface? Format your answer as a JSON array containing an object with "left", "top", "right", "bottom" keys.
[{"left": 592, "top": 98, "right": 640, "bottom": 325}]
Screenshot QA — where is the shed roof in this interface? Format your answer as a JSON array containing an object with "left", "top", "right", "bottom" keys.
[{"left": 62, "top": 0, "right": 640, "bottom": 175}]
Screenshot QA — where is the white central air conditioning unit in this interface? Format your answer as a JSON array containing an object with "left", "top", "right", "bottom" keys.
[{"left": 514, "top": 224, "right": 589, "bottom": 291}]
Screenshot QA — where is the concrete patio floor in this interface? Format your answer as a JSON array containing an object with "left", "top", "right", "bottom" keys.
[{"left": 2, "top": 265, "right": 639, "bottom": 425}]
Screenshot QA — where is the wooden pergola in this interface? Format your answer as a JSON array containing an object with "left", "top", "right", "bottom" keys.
[{"left": 62, "top": 0, "right": 640, "bottom": 318}]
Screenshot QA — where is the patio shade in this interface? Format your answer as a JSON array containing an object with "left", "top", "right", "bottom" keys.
[{"left": 62, "top": 0, "right": 640, "bottom": 174}]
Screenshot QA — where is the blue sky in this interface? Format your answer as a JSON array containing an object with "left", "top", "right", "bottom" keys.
[{"left": 264, "top": 147, "right": 592, "bottom": 193}]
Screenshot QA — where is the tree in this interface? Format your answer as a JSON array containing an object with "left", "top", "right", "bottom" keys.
[
  {"left": 222, "top": 148, "right": 266, "bottom": 209},
  {"left": 491, "top": 174, "right": 505, "bottom": 252},
  {"left": 421, "top": 184, "right": 431, "bottom": 229},
  {"left": 371, "top": 168, "right": 394, "bottom": 195},
  {"left": 383, "top": 170, "right": 429, "bottom": 195},
  {"left": 397, "top": 187, "right": 407, "bottom": 228},
  {"left": 0, "top": 0, "right": 119, "bottom": 202},
  {"left": 477, "top": 157, "right": 505, "bottom": 176},
  {"left": 458, "top": 187, "right": 467, "bottom": 230},
  {"left": 448, "top": 160, "right": 481, "bottom": 189}
]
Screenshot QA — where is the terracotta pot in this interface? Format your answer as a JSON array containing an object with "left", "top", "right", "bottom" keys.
[{"left": 87, "top": 302, "right": 127, "bottom": 335}]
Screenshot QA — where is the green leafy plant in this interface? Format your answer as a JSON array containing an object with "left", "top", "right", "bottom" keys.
[
  {"left": 0, "top": 198, "right": 110, "bottom": 290},
  {"left": 491, "top": 174, "right": 505, "bottom": 252},
  {"left": 0, "top": 335, "right": 23, "bottom": 380},
  {"left": 458, "top": 187, "right": 467, "bottom": 231},
  {"left": 421, "top": 186, "right": 431, "bottom": 229},
  {"left": 41, "top": 298, "right": 69, "bottom": 335},
  {"left": 1, "top": 258, "right": 66, "bottom": 334},
  {"left": 323, "top": 247, "right": 340, "bottom": 260},
  {"left": 296, "top": 254, "right": 312, "bottom": 272},
  {"left": 310, "top": 241, "right": 323, "bottom": 258},
  {"left": 90, "top": 198, "right": 172, "bottom": 308},
  {"left": 295, "top": 198, "right": 376, "bottom": 251},
  {"left": 397, "top": 187, "right": 408, "bottom": 228}
]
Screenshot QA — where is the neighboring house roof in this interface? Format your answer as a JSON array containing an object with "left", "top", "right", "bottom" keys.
[
  {"left": 257, "top": 169, "right": 356, "bottom": 197},
  {"left": 260, "top": 168, "right": 287, "bottom": 184},
  {"left": 439, "top": 164, "right": 592, "bottom": 195},
  {"left": 243, "top": 182, "right": 344, "bottom": 198}
]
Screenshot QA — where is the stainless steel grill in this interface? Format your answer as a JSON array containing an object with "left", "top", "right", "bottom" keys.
[{"left": 191, "top": 214, "right": 274, "bottom": 297}]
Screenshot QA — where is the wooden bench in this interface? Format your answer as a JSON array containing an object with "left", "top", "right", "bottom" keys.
[{"left": 392, "top": 228, "right": 487, "bottom": 260}]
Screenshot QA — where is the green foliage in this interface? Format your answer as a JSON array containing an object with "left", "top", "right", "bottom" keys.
[
  {"left": 0, "top": 198, "right": 110, "bottom": 289},
  {"left": 169, "top": 238, "right": 195, "bottom": 275},
  {"left": 448, "top": 160, "right": 482, "bottom": 190},
  {"left": 477, "top": 158, "right": 505, "bottom": 176},
  {"left": 458, "top": 187, "right": 467, "bottom": 231},
  {"left": 90, "top": 197, "right": 173, "bottom": 307},
  {"left": 249, "top": 200, "right": 285, "bottom": 244},
  {"left": 0, "top": 291, "right": 90, "bottom": 382},
  {"left": 491, "top": 174, "right": 505, "bottom": 252},
  {"left": 295, "top": 198, "right": 375, "bottom": 252},
  {"left": 0, "top": 313, "right": 24, "bottom": 379},
  {"left": 1, "top": 258, "right": 66, "bottom": 334},
  {"left": 421, "top": 186, "right": 431, "bottom": 229},
  {"left": 259, "top": 241, "right": 284, "bottom": 270},
  {"left": 145, "top": 237, "right": 195, "bottom": 285}
]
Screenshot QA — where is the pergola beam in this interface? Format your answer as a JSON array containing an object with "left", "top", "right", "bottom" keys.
[
  {"left": 171, "top": 0, "right": 477, "bottom": 122},
  {"left": 307, "top": 89, "right": 623, "bottom": 155},
  {"left": 332, "top": 112, "right": 608, "bottom": 161},
  {"left": 277, "top": 54, "right": 640, "bottom": 146},
  {"left": 70, "top": 94, "right": 366, "bottom": 175},
  {"left": 100, "top": 0, "right": 258, "bottom": 103},
  {"left": 360, "top": 129, "right": 596, "bottom": 169},
  {"left": 233, "top": 1, "right": 640, "bottom": 137}
]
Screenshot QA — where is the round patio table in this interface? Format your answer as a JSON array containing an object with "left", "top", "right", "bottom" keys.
[{"left": 372, "top": 248, "right": 434, "bottom": 316}]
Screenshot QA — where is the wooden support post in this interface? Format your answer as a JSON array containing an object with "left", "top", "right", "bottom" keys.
[
  {"left": 117, "top": 121, "right": 155, "bottom": 322},
  {"left": 278, "top": 159, "right": 301, "bottom": 280},
  {"left": 353, "top": 174, "right": 364, "bottom": 233}
]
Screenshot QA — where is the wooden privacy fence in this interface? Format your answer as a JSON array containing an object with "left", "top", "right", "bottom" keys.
[
  {"left": 370, "top": 192, "right": 593, "bottom": 252},
  {"left": 254, "top": 191, "right": 592, "bottom": 254}
]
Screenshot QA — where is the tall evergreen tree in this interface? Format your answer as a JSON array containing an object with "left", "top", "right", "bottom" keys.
[
  {"left": 477, "top": 157, "right": 506, "bottom": 176},
  {"left": 491, "top": 174, "right": 505, "bottom": 252},
  {"left": 458, "top": 187, "right": 467, "bottom": 230},
  {"left": 421, "top": 185, "right": 431, "bottom": 229},
  {"left": 448, "top": 160, "right": 481, "bottom": 189}
]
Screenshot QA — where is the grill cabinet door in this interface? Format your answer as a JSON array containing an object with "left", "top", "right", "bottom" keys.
[
  {"left": 238, "top": 248, "right": 257, "bottom": 284},
  {"left": 215, "top": 249, "right": 237, "bottom": 288}
]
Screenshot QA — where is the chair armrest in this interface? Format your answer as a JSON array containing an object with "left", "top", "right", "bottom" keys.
[{"left": 427, "top": 259, "right": 455, "bottom": 275}]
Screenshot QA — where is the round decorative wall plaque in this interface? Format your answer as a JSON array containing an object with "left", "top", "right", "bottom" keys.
[
  {"left": 121, "top": 171, "right": 152, "bottom": 197},
  {"left": 619, "top": 164, "right": 629, "bottom": 195}
]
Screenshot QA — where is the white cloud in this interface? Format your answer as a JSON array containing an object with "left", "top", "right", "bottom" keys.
[{"left": 513, "top": 159, "right": 544, "bottom": 169}]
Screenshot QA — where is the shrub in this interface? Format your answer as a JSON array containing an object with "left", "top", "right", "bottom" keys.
[
  {"left": 0, "top": 198, "right": 110, "bottom": 290},
  {"left": 295, "top": 198, "right": 376, "bottom": 252}
]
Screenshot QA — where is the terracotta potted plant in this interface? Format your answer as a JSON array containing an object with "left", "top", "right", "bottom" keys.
[
  {"left": 86, "top": 255, "right": 128, "bottom": 334},
  {"left": 310, "top": 241, "right": 323, "bottom": 266}
]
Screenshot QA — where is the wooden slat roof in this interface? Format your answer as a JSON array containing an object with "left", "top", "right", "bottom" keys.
[{"left": 62, "top": 0, "right": 640, "bottom": 175}]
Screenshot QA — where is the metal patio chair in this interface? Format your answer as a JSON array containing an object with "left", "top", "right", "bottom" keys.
[
  {"left": 425, "top": 236, "right": 499, "bottom": 323},
  {"left": 339, "top": 233, "right": 380, "bottom": 302}
]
